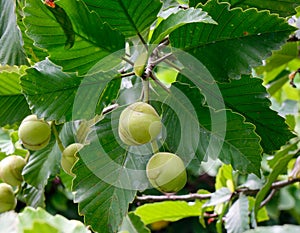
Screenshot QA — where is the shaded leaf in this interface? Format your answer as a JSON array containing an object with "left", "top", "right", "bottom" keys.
[
  {"left": 21, "top": 59, "right": 120, "bottom": 123},
  {"left": 22, "top": 133, "right": 61, "bottom": 189},
  {"left": 18, "top": 183, "right": 45, "bottom": 208},
  {"left": 151, "top": 7, "right": 216, "bottom": 44},
  {"left": 163, "top": 81, "right": 262, "bottom": 176},
  {"left": 219, "top": 76, "right": 294, "bottom": 153},
  {"left": 224, "top": 194, "right": 249, "bottom": 233},
  {"left": 0, "top": 68, "right": 30, "bottom": 126},
  {"left": 220, "top": 0, "right": 300, "bottom": 17},
  {"left": 0, "top": 128, "right": 15, "bottom": 155},
  {"left": 135, "top": 201, "right": 203, "bottom": 225},
  {"left": 0, "top": 0, "right": 28, "bottom": 66},
  {"left": 119, "top": 212, "right": 151, "bottom": 233},
  {"left": 72, "top": 111, "right": 139, "bottom": 233},
  {"left": 170, "top": 0, "right": 294, "bottom": 82},
  {"left": 23, "top": 0, "right": 125, "bottom": 75},
  {"left": 83, "top": 0, "right": 162, "bottom": 38}
]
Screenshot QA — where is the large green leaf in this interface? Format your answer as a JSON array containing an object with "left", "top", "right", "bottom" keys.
[
  {"left": 220, "top": 0, "right": 300, "bottom": 17},
  {"left": 22, "top": 133, "right": 61, "bottom": 189},
  {"left": 83, "top": 0, "right": 162, "bottom": 39},
  {"left": 119, "top": 213, "right": 151, "bottom": 233},
  {"left": 219, "top": 76, "right": 294, "bottom": 153},
  {"left": 72, "top": 111, "right": 142, "bottom": 233},
  {"left": 22, "top": 122, "right": 77, "bottom": 189},
  {"left": 0, "top": 0, "right": 28, "bottom": 66},
  {"left": 162, "top": 81, "right": 262, "bottom": 176},
  {"left": 169, "top": 0, "right": 294, "bottom": 82},
  {"left": 135, "top": 201, "right": 203, "bottom": 225},
  {"left": 21, "top": 59, "right": 121, "bottom": 123},
  {"left": 150, "top": 7, "right": 216, "bottom": 44},
  {"left": 224, "top": 194, "right": 249, "bottom": 233},
  {"left": 254, "top": 143, "right": 298, "bottom": 216},
  {"left": 23, "top": 0, "right": 125, "bottom": 75},
  {"left": 18, "top": 207, "right": 91, "bottom": 233},
  {"left": 0, "top": 67, "right": 30, "bottom": 126}
]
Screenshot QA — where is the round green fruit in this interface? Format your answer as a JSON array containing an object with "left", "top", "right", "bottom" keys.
[
  {"left": 146, "top": 152, "right": 187, "bottom": 193},
  {"left": 0, "top": 155, "right": 26, "bottom": 186},
  {"left": 18, "top": 115, "right": 51, "bottom": 151},
  {"left": 0, "top": 183, "right": 17, "bottom": 213},
  {"left": 118, "top": 102, "right": 162, "bottom": 146},
  {"left": 61, "top": 143, "right": 83, "bottom": 176}
]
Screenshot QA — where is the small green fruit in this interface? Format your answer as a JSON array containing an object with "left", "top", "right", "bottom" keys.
[
  {"left": 118, "top": 102, "right": 162, "bottom": 146},
  {"left": 18, "top": 115, "right": 51, "bottom": 151},
  {"left": 146, "top": 152, "right": 187, "bottom": 193},
  {"left": 0, "top": 155, "right": 26, "bottom": 186},
  {"left": 61, "top": 143, "right": 83, "bottom": 176},
  {"left": 0, "top": 183, "right": 17, "bottom": 213}
]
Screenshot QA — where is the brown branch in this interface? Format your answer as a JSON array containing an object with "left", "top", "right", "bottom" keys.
[{"left": 135, "top": 178, "right": 300, "bottom": 206}]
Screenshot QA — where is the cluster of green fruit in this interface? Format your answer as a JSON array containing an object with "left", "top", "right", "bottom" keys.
[
  {"left": 0, "top": 115, "right": 82, "bottom": 213},
  {"left": 118, "top": 102, "right": 187, "bottom": 193}
]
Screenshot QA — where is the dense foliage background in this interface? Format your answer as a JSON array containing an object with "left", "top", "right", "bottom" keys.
[{"left": 1, "top": 0, "right": 300, "bottom": 232}]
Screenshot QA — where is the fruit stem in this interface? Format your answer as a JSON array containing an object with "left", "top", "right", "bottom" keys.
[
  {"left": 51, "top": 123, "right": 65, "bottom": 153},
  {"left": 151, "top": 140, "right": 159, "bottom": 153},
  {"left": 142, "top": 78, "right": 150, "bottom": 103}
]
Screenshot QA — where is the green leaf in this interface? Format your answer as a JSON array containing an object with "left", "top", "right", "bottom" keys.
[
  {"left": 18, "top": 183, "right": 45, "bottom": 208},
  {"left": 22, "top": 133, "right": 61, "bottom": 189},
  {"left": 163, "top": 81, "right": 262, "bottom": 176},
  {"left": 224, "top": 194, "right": 249, "bottom": 233},
  {"left": 169, "top": 0, "right": 294, "bottom": 82},
  {"left": 256, "top": 42, "right": 299, "bottom": 76},
  {"left": 72, "top": 111, "right": 139, "bottom": 233},
  {"left": 83, "top": 0, "right": 162, "bottom": 38},
  {"left": 215, "top": 164, "right": 234, "bottom": 191},
  {"left": 0, "top": 128, "right": 14, "bottom": 154},
  {"left": 23, "top": 0, "right": 125, "bottom": 75},
  {"left": 150, "top": 8, "right": 216, "bottom": 44},
  {"left": 254, "top": 143, "right": 298, "bottom": 216},
  {"left": 119, "top": 212, "right": 151, "bottom": 233},
  {"left": 219, "top": 76, "right": 295, "bottom": 153},
  {"left": 135, "top": 201, "right": 203, "bottom": 225},
  {"left": 18, "top": 207, "right": 91, "bottom": 233},
  {"left": 0, "top": 68, "right": 31, "bottom": 126},
  {"left": 244, "top": 225, "right": 300, "bottom": 233},
  {"left": 0, "top": 211, "right": 19, "bottom": 233},
  {"left": 220, "top": 0, "right": 300, "bottom": 17},
  {"left": 0, "top": 0, "right": 28, "bottom": 66},
  {"left": 203, "top": 188, "right": 232, "bottom": 207},
  {"left": 23, "top": 221, "right": 59, "bottom": 233},
  {"left": 21, "top": 59, "right": 120, "bottom": 123}
]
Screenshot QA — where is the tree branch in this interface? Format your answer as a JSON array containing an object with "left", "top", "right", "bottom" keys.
[{"left": 135, "top": 178, "right": 300, "bottom": 206}]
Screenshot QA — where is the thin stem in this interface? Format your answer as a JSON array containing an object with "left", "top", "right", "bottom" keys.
[
  {"left": 150, "top": 53, "right": 173, "bottom": 66},
  {"left": 164, "top": 59, "right": 183, "bottom": 72},
  {"left": 151, "top": 140, "right": 159, "bottom": 154},
  {"left": 122, "top": 56, "right": 134, "bottom": 66},
  {"left": 51, "top": 123, "right": 65, "bottom": 153},
  {"left": 150, "top": 72, "right": 170, "bottom": 94},
  {"left": 142, "top": 78, "right": 150, "bottom": 103},
  {"left": 120, "top": 71, "right": 135, "bottom": 78}
]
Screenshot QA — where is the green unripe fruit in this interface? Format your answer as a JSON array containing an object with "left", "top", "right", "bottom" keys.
[
  {"left": 118, "top": 102, "right": 162, "bottom": 146},
  {"left": 18, "top": 115, "right": 51, "bottom": 151},
  {"left": 146, "top": 152, "right": 187, "bottom": 193},
  {"left": 0, "top": 155, "right": 26, "bottom": 186},
  {"left": 61, "top": 143, "right": 83, "bottom": 176},
  {"left": 0, "top": 183, "right": 17, "bottom": 213}
]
